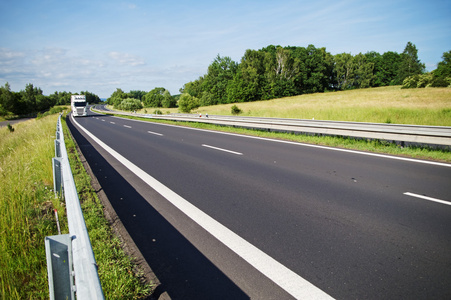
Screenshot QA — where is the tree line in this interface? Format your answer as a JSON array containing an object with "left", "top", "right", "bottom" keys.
[
  {"left": 107, "top": 42, "right": 449, "bottom": 113},
  {"left": 0, "top": 83, "right": 101, "bottom": 116},
  {"left": 179, "top": 42, "right": 449, "bottom": 111},
  {"left": 106, "top": 87, "right": 179, "bottom": 111}
]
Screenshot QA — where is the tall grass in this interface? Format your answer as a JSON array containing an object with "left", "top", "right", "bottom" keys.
[
  {"left": 152, "top": 86, "right": 451, "bottom": 126},
  {"left": 0, "top": 114, "right": 152, "bottom": 299},
  {"left": 206, "top": 86, "right": 451, "bottom": 125},
  {"left": 0, "top": 115, "right": 66, "bottom": 299}
]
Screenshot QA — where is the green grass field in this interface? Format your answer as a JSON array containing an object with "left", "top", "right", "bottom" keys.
[
  {"left": 142, "top": 86, "right": 451, "bottom": 126},
  {"left": 200, "top": 86, "right": 451, "bottom": 125}
]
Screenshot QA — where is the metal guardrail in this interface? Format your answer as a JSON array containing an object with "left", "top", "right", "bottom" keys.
[
  {"left": 94, "top": 105, "right": 451, "bottom": 147},
  {"left": 45, "top": 114, "right": 104, "bottom": 300}
]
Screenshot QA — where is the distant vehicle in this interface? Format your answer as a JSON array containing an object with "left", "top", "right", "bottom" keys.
[{"left": 71, "top": 95, "right": 88, "bottom": 117}]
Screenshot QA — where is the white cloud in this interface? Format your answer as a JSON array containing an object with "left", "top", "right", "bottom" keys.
[{"left": 108, "top": 51, "right": 146, "bottom": 67}]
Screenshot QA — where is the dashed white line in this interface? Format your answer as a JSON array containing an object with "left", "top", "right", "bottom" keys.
[
  {"left": 202, "top": 144, "right": 243, "bottom": 155},
  {"left": 110, "top": 122, "right": 115, "bottom": 124},
  {"left": 404, "top": 192, "right": 450, "bottom": 206},
  {"left": 123, "top": 125, "right": 132, "bottom": 128},
  {"left": 133, "top": 119, "right": 451, "bottom": 168},
  {"left": 147, "top": 131, "right": 163, "bottom": 136}
]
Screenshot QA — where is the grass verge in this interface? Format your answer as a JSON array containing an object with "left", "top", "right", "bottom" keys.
[
  {"left": 0, "top": 115, "right": 67, "bottom": 299},
  {"left": 0, "top": 112, "right": 152, "bottom": 299}
]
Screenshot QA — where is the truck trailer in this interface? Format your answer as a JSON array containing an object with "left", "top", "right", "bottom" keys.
[{"left": 71, "top": 95, "right": 88, "bottom": 117}]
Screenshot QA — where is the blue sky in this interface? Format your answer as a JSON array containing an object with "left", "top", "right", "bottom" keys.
[{"left": 0, "top": 0, "right": 450, "bottom": 98}]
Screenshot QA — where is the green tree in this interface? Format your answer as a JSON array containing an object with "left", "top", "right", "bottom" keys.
[
  {"left": 227, "top": 49, "right": 266, "bottom": 103},
  {"left": 129, "top": 90, "right": 147, "bottom": 100},
  {"left": 107, "top": 88, "right": 128, "bottom": 107},
  {"left": 81, "top": 91, "right": 101, "bottom": 104},
  {"left": 395, "top": 42, "right": 425, "bottom": 84},
  {"left": 431, "top": 50, "right": 451, "bottom": 87},
  {"left": 50, "top": 91, "right": 72, "bottom": 105},
  {"left": 300, "top": 45, "right": 335, "bottom": 94},
  {"left": 177, "top": 93, "right": 199, "bottom": 112},
  {"left": 0, "top": 83, "right": 15, "bottom": 115},
  {"left": 372, "top": 51, "right": 402, "bottom": 86},
  {"left": 117, "top": 98, "right": 143, "bottom": 111},
  {"left": 263, "top": 46, "right": 297, "bottom": 98},
  {"left": 434, "top": 50, "right": 451, "bottom": 77},
  {"left": 199, "top": 91, "right": 214, "bottom": 106},
  {"left": 202, "top": 55, "right": 238, "bottom": 104},
  {"left": 180, "top": 76, "right": 204, "bottom": 99},
  {"left": 334, "top": 53, "right": 354, "bottom": 90},
  {"left": 161, "top": 90, "right": 176, "bottom": 108},
  {"left": 143, "top": 87, "right": 166, "bottom": 107},
  {"left": 353, "top": 53, "right": 374, "bottom": 88},
  {"left": 21, "top": 83, "right": 39, "bottom": 113}
]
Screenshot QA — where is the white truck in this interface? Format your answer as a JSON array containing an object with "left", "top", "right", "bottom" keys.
[{"left": 71, "top": 95, "right": 88, "bottom": 117}]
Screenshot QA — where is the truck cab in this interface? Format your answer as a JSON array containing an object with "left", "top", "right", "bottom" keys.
[{"left": 71, "top": 95, "right": 88, "bottom": 117}]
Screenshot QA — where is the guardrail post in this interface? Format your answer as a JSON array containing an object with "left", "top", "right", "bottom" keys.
[
  {"left": 52, "top": 157, "right": 62, "bottom": 196},
  {"left": 45, "top": 234, "right": 75, "bottom": 300}
]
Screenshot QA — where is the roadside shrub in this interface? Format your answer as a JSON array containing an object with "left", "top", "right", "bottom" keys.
[
  {"left": 416, "top": 73, "right": 433, "bottom": 88},
  {"left": 178, "top": 93, "right": 200, "bottom": 113},
  {"left": 117, "top": 98, "right": 143, "bottom": 111},
  {"left": 7, "top": 123, "right": 14, "bottom": 132},
  {"left": 430, "top": 76, "right": 451, "bottom": 87},
  {"left": 231, "top": 104, "right": 242, "bottom": 115},
  {"left": 401, "top": 75, "right": 420, "bottom": 89},
  {"left": 37, "top": 106, "right": 68, "bottom": 119},
  {"left": 401, "top": 73, "right": 448, "bottom": 89}
]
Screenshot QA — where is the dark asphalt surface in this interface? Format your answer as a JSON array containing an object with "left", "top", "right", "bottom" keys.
[
  {"left": 68, "top": 110, "right": 451, "bottom": 300},
  {"left": 0, "top": 117, "right": 35, "bottom": 127}
]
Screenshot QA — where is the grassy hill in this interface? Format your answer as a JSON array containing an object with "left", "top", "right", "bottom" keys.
[{"left": 158, "top": 86, "right": 451, "bottom": 126}]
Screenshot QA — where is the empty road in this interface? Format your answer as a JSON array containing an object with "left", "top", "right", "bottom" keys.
[{"left": 67, "top": 110, "right": 451, "bottom": 299}]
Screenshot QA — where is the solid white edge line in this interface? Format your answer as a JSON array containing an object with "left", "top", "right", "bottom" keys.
[
  {"left": 403, "top": 192, "right": 451, "bottom": 206},
  {"left": 123, "top": 116, "right": 451, "bottom": 168},
  {"left": 147, "top": 131, "right": 163, "bottom": 136},
  {"left": 71, "top": 115, "right": 334, "bottom": 299},
  {"left": 202, "top": 144, "right": 243, "bottom": 155}
]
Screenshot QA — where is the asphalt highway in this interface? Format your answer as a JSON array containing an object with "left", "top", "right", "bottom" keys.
[{"left": 67, "top": 110, "right": 451, "bottom": 299}]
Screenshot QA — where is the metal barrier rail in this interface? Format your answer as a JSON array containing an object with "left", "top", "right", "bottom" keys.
[
  {"left": 93, "top": 105, "right": 451, "bottom": 147},
  {"left": 45, "top": 114, "right": 104, "bottom": 300}
]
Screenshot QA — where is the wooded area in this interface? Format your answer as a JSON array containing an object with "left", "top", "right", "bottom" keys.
[
  {"left": 0, "top": 84, "right": 101, "bottom": 117},
  {"left": 172, "top": 42, "right": 449, "bottom": 112}
]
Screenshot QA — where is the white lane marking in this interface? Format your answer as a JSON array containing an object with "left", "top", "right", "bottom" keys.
[
  {"left": 202, "top": 144, "right": 243, "bottom": 155},
  {"left": 403, "top": 192, "right": 451, "bottom": 206},
  {"left": 72, "top": 115, "right": 333, "bottom": 299},
  {"left": 110, "top": 122, "right": 115, "bottom": 124},
  {"left": 147, "top": 131, "right": 163, "bottom": 136},
  {"left": 101, "top": 119, "right": 105, "bottom": 121},
  {"left": 123, "top": 125, "right": 132, "bottom": 128},
  {"left": 127, "top": 117, "right": 451, "bottom": 168}
]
